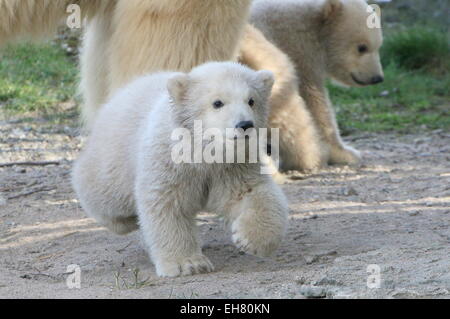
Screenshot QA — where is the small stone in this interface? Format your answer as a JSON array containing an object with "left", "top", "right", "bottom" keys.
[
  {"left": 341, "top": 187, "right": 358, "bottom": 196},
  {"left": 383, "top": 280, "right": 396, "bottom": 290},
  {"left": 315, "top": 276, "right": 342, "bottom": 286},
  {"left": 305, "top": 255, "right": 319, "bottom": 264},
  {"left": 414, "top": 138, "right": 426, "bottom": 144},
  {"left": 299, "top": 285, "right": 327, "bottom": 298},
  {"left": 296, "top": 276, "right": 307, "bottom": 285},
  {"left": 408, "top": 211, "right": 420, "bottom": 216},
  {"left": 382, "top": 266, "right": 395, "bottom": 273},
  {"left": 293, "top": 233, "right": 307, "bottom": 240},
  {"left": 347, "top": 187, "right": 358, "bottom": 196},
  {"left": 418, "top": 153, "right": 432, "bottom": 157}
]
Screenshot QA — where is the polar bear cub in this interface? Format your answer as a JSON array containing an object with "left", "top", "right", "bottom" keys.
[
  {"left": 72, "top": 62, "right": 288, "bottom": 277},
  {"left": 249, "top": 0, "right": 384, "bottom": 169}
]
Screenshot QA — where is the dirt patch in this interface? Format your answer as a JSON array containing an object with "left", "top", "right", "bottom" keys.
[{"left": 0, "top": 119, "right": 449, "bottom": 299}]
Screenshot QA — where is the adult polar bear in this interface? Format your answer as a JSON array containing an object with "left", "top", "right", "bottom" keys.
[{"left": 0, "top": 0, "right": 253, "bottom": 125}]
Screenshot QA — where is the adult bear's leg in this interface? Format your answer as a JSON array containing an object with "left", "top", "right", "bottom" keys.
[
  {"left": 107, "top": 0, "right": 252, "bottom": 92},
  {"left": 79, "top": 13, "right": 113, "bottom": 129}
]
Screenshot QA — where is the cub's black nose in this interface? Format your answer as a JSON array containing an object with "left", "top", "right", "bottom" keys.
[
  {"left": 236, "top": 121, "right": 254, "bottom": 131},
  {"left": 371, "top": 75, "right": 384, "bottom": 84}
]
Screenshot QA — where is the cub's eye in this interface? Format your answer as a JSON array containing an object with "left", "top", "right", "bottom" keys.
[
  {"left": 248, "top": 98, "right": 255, "bottom": 107},
  {"left": 358, "top": 44, "right": 368, "bottom": 54},
  {"left": 213, "top": 100, "right": 224, "bottom": 109}
]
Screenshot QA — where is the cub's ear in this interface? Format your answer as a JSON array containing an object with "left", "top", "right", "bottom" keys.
[
  {"left": 167, "top": 74, "right": 190, "bottom": 104},
  {"left": 322, "top": 0, "right": 343, "bottom": 22},
  {"left": 255, "top": 70, "right": 274, "bottom": 95}
]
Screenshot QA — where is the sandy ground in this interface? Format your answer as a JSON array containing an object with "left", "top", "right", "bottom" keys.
[{"left": 0, "top": 118, "right": 449, "bottom": 299}]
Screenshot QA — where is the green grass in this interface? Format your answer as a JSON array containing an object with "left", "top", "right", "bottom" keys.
[
  {"left": 331, "top": 64, "right": 449, "bottom": 134},
  {"left": 113, "top": 269, "right": 154, "bottom": 290},
  {"left": 382, "top": 27, "right": 449, "bottom": 72},
  {"left": 0, "top": 42, "right": 78, "bottom": 115}
]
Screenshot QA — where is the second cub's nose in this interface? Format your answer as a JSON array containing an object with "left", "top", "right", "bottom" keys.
[
  {"left": 371, "top": 75, "right": 384, "bottom": 84},
  {"left": 236, "top": 121, "right": 254, "bottom": 131}
]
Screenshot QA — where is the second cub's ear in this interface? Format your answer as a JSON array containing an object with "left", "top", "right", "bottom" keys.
[
  {"left": 322, "top": 0, "right": 343, "bottom": 22},
  {"left": 255, "top": 70, "right": 275, "bottom": 94},
  {"left": 167, "top": 74, "right": 190, "bottom": 105}
]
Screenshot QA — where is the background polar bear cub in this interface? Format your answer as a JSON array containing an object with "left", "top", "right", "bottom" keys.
[
  {"left": 72, "top": 62, "right": 288, "bottom": 277},
  {"left": 250, "top": 0, "right": 384, "bottom": 169}
]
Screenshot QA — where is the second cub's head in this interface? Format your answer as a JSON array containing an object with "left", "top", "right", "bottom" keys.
[
  {"left": 320, "top": 0, "right": 384, "bottom": 87},
  {"left": 167, "top": 62, "right": 274, "bottom": 139}
]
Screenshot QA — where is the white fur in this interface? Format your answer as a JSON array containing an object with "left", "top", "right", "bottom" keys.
[{"left": 72, "top": 62, "right": 288, "bottom": 277}]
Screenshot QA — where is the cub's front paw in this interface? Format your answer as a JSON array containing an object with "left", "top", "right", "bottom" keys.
[
  {"left": 231, "top": 218, "right": 283, "bottom": 258},
  {"left": 329, "top": 144, "right": 361, "bottom": 166},
  {"left": 155, "top": 254, "right": 214, "bottom": 278}
]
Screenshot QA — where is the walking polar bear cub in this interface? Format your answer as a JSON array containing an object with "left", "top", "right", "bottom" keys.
[
  {"left": 244, "top": 0, "right": 384, "bottom": 171},
  {"left": 72, "top": 62, "right": 288, "bottom": 277}
]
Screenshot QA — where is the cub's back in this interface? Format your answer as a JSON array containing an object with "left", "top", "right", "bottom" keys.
[{"left": 74, "top": 72, "right": 175, "bottom": 197}]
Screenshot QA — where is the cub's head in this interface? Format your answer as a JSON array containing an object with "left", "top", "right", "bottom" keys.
[
  {"left": 321, "top": 0, "right": 384, "bottom": 87},
  {"left": 167, "top": 62, "right": 274, "bottom": 139}
]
